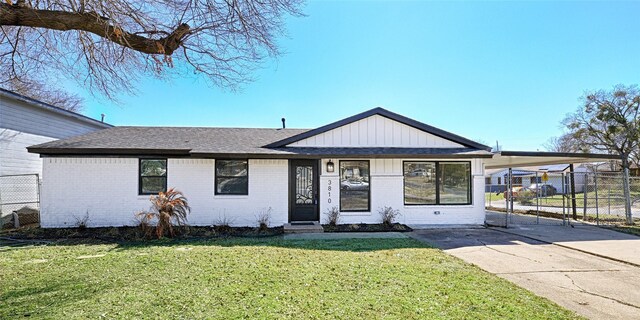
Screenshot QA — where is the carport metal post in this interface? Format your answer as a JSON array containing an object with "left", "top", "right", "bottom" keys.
[
  {"left": 535, "top": 171, "right": 540, "bottom": 224},
  {"left": 510, "top": 168, "right": 514, "bottom": 222},
  {"left": 506, "top": 168, "right": 512, "bottom": 228},
  {"left": 562, "top": 172, "right": 567, "bottom": 226},
  {"left": 569, "top": 164, "right": 578, "bottom": 220},
  {"left": 583, "top": 175, "right": 588, "bottom": 221},
  {"left": 594, "top": 171, "right": 600, "bottom": 226}
]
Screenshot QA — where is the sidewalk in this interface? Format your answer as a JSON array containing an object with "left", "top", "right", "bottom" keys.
[
  {"left": 283, "top": 232, "right": 409, "bottom": 240},
  {"left": 492, "top": 224, "right": 640, "bottom": 266}
]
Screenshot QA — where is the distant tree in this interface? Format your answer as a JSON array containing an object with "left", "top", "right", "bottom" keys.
[
  {"left": 543, "top": 134, "right": 587, "bottom": 153},
  {"left": 4, "top": 79, "right": 83, "bottom": 112},
  {"left": 0, "top": 0, "right": 304, "bottom": 100},
  {"left": 563, "top": 84, "right": 640, "bottom": 224}
]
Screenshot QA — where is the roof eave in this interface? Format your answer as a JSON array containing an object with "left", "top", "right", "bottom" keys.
[
  {"left": 29, "top": 147, "right": 191, "bottom": 156},
  {"left": 1, "top": 88, "right": 113, "bottom": 129}
]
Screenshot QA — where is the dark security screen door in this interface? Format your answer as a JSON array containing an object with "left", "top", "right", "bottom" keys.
[{"left": 289, "top": 160, "right": 319, "bottom": 221}]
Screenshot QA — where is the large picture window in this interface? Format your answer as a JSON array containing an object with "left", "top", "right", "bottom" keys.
[
  {"left": 439, "top": 162, "right": 471, "bottom": 204},
  {"left": 403, "top": 162, "right": 436, "bottom": 205},
  {"left": 403, "top": 161, "right": 471, "bottom": 205},
  {"left": 339, "top": 160, "right": 370, "bottom": 211},
  {"left": 215, "top": 160, "right": 248, "bottom": 195},
  {"left": 139, "top": 159, "right": 167, "bottom": 195}
]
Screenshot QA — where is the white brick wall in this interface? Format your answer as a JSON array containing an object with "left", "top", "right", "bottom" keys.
[
  {"left": 40, "top": 158, "right": 288, "bottom": 228},
  {"left": 41, "top": 156, "right": 485, "bottom": 228},
  {"left": 319, "top": 158, "right": 486, "bottom": 226}
]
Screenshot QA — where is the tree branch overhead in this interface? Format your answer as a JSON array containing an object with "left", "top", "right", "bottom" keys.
[{"left": 0, "top": 0, "right": 304, "bottom": 98}]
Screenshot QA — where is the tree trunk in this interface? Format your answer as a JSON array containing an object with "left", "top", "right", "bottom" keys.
[{"left": 622, "top": 157, "right": 633, "bottom": 225}]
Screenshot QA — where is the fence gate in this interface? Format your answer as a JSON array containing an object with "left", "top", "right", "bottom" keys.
[
  {"left": 486, "top": 170, "right": 640, "bottom": 227},
  {"left": 579, "top": 172, "right": 640, "bottom": 226},
  {"left": 0, "top": 174, "right": 40, "bottom": 228}
]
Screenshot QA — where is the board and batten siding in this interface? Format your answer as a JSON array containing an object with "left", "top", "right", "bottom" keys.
[
  {"left": 0, "top": 94, "right": 109, "bottom": 176},
  {"left": 287, "top": 114, "right": 465, "bottom": 148}
]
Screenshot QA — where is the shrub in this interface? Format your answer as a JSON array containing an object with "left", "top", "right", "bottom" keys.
[
  {"left": 214, "top": 213, "right": 235, "bottom": 233},
  {"left": 73, "top": 211, "right": 90, "bottom": 230},
  {"left": 137, "top": 188, "right": 190, "bottom": 239},
  {"left": 255, "top": 207, "right": 272, "bottom": 231},
  {"left": 517, "top": 190, "right": 536, "bottom": 205},
  {"left": 324, "top": 206, "right": 340, "bottom": 226},
  {"left": 378, "top": 206, "right": 401, "bottom": 226},
  {"left": 133, "top": 210, "right": 153, "bottom": 237}
]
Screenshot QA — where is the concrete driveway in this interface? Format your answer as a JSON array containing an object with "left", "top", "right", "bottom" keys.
[{"left": 410, "top": 227, "right": 640, "bottom": 320}]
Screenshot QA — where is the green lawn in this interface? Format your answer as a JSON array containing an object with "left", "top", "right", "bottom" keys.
[
  {"left": 607, "top": 224, "right": 640, "bottom": 237},
  {"left": 0, "top": 237, "right": 580, "bottom": 319}
]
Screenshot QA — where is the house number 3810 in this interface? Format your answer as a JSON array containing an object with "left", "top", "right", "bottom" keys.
[{"left": 327, "top": 179, "right": 332, "bottom": 203}]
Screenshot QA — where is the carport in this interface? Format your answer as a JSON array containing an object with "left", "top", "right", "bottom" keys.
[{"left": 485, "top": 151, "right": 621, "bottom": 227}]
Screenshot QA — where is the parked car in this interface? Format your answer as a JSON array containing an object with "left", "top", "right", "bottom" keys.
[
  {"left": 503, "top": 187, "right": 525, "bottom": 199},
  {"left": 408, "top": 169, "right": 428, "bottom": 176},
  {"left": 340, "top": 179, "right": 369, "bottom": 190},
  {"left": 527, "top": 184, "right": 557, "bottom": 196}
]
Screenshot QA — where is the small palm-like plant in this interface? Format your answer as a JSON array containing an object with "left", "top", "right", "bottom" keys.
[{"left": 138, "top": 188, "right": 190, "bottom": 238}]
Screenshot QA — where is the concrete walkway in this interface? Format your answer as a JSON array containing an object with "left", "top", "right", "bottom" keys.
[
  {"left": 283, "top": 232, "right": 409, "bottom": 240},
  {"left": 410, "top": 228, "right": 640, "bottom": 320},
  {"left": 494, "top": 224, "right": 640, "bottom": 266}
]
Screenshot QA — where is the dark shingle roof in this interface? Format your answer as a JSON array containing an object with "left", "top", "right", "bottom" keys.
[
  {"left": 27, "top": 126, "right": 493, "bottom": 158},
  {"left": 27, "top": 126, "right": 308, "bottom": 155}
]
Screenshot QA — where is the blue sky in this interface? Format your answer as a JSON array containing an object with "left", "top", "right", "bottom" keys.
[{"left": 75, "top": 1, "right": 640, "bottom": 151}]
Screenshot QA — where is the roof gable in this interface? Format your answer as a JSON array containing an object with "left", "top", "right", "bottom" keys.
[{"left": 266, "top": 107, "right": 491, "bottom": 150}]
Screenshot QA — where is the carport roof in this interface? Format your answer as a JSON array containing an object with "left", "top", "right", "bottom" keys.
[{"left": 485, "top": 151, "right": 619, "bottom": 169}]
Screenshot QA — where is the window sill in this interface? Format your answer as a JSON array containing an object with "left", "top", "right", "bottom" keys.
[
  {"left": 404, "top": 204, "right": 475, "bottom": 209},
  {"left": 214, "top": 195, "right": 250, "bottom": 199},
  {"left": 339, "top": 211, "right": 372, "bottom": 216}
]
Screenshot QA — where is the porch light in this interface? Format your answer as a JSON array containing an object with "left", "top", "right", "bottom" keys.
[{"left": 326, "top": 160, "right": 335, "bottom": 173}]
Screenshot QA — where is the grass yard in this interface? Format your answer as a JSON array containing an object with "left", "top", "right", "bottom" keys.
[
  {"left": 607, "top": 224, "right": 640, "bottom": 237},
  {"left": 0, "top": 237, "right": 580, "bottom": 319}
]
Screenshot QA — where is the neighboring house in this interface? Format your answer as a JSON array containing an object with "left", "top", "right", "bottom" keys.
[
  {"left": 485, "top": 164, "right": 593, "bottom": 194},
  {"left": 485, "top": 169, "right": 537, "bottom": 193},
  {"left": 0, "top": 88, "right": 112, "bottom": 176},
  {"left": 28, "top": 107, "right": 495, "bottom": 228},
  {"left": 0, "top": 88, "right": 112, "bottom": 222}
]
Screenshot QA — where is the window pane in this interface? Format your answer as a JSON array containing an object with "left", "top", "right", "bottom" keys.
[
  {"left": 141, "top": 177, "right": 166, "bottom": 194},
  {"left": 216, "top": 177, "right": 248, "bottom": 194},
  {"left": 295, "top": 166, "right": 314, "bottom": 204},
  {"left": 216, "top": 160, "right": 248, "bottom": 177},
  {"left": 141, "top": 159, "right": 166, "bottom": 177},
  {"left": 340, "top": 161, "right": 369, "bottom": 211},
  {"left": 439, "top": 163, "right": 471, "bottom": 204},
  {"left": 404, "top": 162, "right": 436, "bottom": 205}
]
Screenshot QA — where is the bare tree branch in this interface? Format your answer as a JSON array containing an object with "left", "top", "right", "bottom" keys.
[{"left": 0, "top": 0, "right": 304, "bottom": 99}]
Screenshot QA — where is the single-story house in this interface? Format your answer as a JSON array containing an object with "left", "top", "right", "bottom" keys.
[
  {"left": 27, "top": 107, "right": 618, "bottom": 228},
  {"left": 28, "top": 108, "right": 496, "bottom": 228}
]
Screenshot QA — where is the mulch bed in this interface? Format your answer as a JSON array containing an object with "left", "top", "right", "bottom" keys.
[
  {"left": 322, "top": 223, "right": 412, "bottom": 233},
  {"left": 0, "top": 225, "right": 283, "bottom": 243}
]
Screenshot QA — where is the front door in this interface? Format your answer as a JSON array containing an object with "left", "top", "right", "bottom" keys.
[{"left": 289, "top": 160, "right": 319, "bottom": 221}]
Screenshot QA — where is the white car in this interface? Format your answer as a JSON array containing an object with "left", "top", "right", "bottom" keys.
[{"left": 340, "top": 179, "right": 369, "bottom": 190}]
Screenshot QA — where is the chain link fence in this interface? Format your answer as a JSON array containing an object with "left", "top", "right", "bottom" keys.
[
  {"left": 0, "top": 174, "right": 40, "bottom": 229},
  {"left": 485, "top": 170, "right": 640, "bottom": 227}
]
